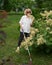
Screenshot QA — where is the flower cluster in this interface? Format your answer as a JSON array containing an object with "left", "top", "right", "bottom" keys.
[
  {"left": 49, "top": 31, "right": 52, "bottom": 34},
  {"left": 37, "top": 35, "right": 46, "bottom": 45},
  {"left": 46, "top": 27, "right": 50, "bottom": 31},
  {"left": 31, "top": 27, "right": 39, "bottom": 35},
  {"left": 40, "top": 10, "right": 52, "bottom": 19},
  {"left": 46, "top": 19, "right": 52, "bottom": 26}
]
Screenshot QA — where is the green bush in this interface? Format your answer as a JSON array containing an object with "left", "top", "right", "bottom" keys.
[
  {"left": 31, "top": 10, "right": 52, "bottom": 54},
  {"left": 32, "top": 8, "right": 42, "bottom": 19},
  {"left": 8, "top": 11, "right": 23, "bottom": 15}
]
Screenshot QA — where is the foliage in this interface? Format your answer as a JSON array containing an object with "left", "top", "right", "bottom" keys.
[
  {"left": 3, "top": 0, "right": 12, "bottom": 11},
  {"left": 32, "top": 10, "right": 52, "bottom": 54},
  {"left": 35, "top": 0, "right": 52, "bottom": 10}
]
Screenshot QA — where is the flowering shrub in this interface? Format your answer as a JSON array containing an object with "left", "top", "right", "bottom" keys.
[
  {"left": 16, "top": 10, "right": 52, "bottom": 54},
  {"left": 32, "top": 10, "right": 52, "bottom": 53}
]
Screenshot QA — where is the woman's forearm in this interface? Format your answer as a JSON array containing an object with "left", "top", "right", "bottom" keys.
[{"left": 20, "top": 23, "right": 23, "bottom": 29}]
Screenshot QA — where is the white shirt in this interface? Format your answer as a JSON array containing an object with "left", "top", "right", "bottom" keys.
[{"left": 19, "top": 15, "right": 32, "bottom": 33}]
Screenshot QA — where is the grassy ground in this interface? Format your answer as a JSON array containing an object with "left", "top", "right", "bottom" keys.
[{"left": 0, "top": 15, "right": 52, "bottom": 65}]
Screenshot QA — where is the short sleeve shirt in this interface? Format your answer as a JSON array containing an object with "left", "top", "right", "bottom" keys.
[{"left": 19, "top": 15, "right": 32, "bottom": 33}]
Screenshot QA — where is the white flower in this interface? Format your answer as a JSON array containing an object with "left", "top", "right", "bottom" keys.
[
  {"left": 29, "top": 41, "right": 33, "bottom": 46},
  {"left": 50, "top": 10, "right": 52, "bottom": 14},
  {"left": 21, "top": 41, "right": 26, "bottom": 47},
  {"left": 37, "top": 36, "right": 46, "bottom": 45},
  {"left": 46, "top": 19, "right": 52, "bottom": 26},
  {"left": 24, "top": 46, "right": 28, "bottom": 50},
  {"left": 46, "top": 27, "right": 50, "bottom": 31},
  {"left": 31, "top": 30, "right": 36, "bottom": 36},
  {"left": 40, "top": 10, "right": 52, "bottom": 19},
  {"left": 40, "top": 13, "right": 46, "bottom": 17},
  {"left": 35, "top": 28, "right": 39, "bottom": 33},
  {"left": 30, "top": 27, "right": 39, "bottom": 36},
  {"left": 49, "top": 31, "right": 52, "bottom": 34}
]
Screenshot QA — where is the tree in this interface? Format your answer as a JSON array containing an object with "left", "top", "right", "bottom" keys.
[
  {"left": 3, "top": 0, "right": 36, "bottom": 11},
  {"left": 0, "top": 0, "right": 4, "bottom": 10},
  {"left": 3, "top": 0, "right": 12, "bottom": 11},
  {"left": 35, "top": 0, "right": 52, "bottom": 10}
]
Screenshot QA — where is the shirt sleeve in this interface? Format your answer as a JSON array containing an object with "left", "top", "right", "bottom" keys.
[{"left": 19, "top": 16, "right": 23, "bottom": 24}]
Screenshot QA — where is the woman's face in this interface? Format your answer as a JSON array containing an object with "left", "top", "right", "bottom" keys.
[{"left": 27, "top": 13, "right": 31, "bottom": 17}]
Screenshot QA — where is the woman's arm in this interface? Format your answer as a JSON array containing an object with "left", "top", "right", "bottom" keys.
[
  {"left": 30, "top": 15, "right": 35, "bottom": 26},
  {"left": 19, "top": 16, "right": 23, "bottom": 29},
  {"left": 19, "top": 23, "right": 23, "bottom": 29}
]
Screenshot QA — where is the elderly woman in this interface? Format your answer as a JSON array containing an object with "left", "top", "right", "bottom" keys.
[{"left": 16, "top": 8, "right": 34, "bottom": 52}]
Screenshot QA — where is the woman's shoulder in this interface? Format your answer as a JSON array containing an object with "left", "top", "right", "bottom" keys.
[
  {"left": 22, "top": 15, "right": 26, "bottom": 18},
  {"left": 20, "top": 15, "right": 26, "bottom": 20}
]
